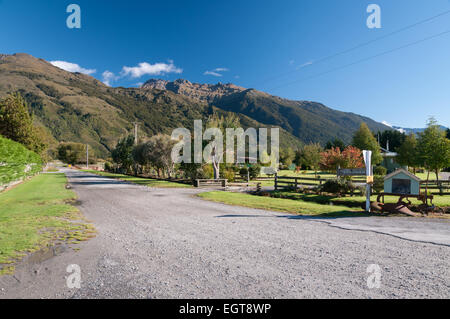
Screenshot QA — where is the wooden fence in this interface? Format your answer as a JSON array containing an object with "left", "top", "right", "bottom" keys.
[
  {"left": 274, "top": 175, "right": 450, "bottom": 195},
  {"left": 274, "top": 175, "right": 328, "bottom": 191},
  {"left": 420, "top": 180, "right": 450, "bottom": 195}
]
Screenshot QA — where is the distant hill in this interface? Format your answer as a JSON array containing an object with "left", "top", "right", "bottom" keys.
[
  {"left": 392, "top": 125, "right": 449, "bottom": 135},
  {"left": 143, "top": 78, "right": 390, "bottom": 145},
  {"left": 0, "top": 53, "right": 391, "bottom": 158}
]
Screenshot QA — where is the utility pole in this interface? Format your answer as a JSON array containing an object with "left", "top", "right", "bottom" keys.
[{"left": 86, "top": 144, "right": 89, "bottom": 169}]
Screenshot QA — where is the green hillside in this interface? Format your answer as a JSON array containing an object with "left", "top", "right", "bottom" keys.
[
  {"left": 0, "top": 136, "right": 42, "bottom": 186},
  {"left": 0, "top": 53, "right": 389, "bottom": 159},
  {"left": 213, "top": 89, "right": 389, "bottom": 144}
]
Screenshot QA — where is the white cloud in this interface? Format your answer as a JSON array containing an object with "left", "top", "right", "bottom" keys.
[
  {"left": 102, "top": 70, "right": 120, "bottom": 86},
  {"left": 382, "top": 121, "right": 393, "bottom": 127},
  {"left": 204, "top": 67, "right": 229, "bottom": 77},
  {"left": 296, "top": 61, "right": 313, "bottom": 70},
  {"left": 50, "top": 60, "right": 96, "bottom": 75},
  {"left": 121, "top": 61, "right": 182, "bottom": 78},
  {"left": 204, "top": 71, "right": 223, "bottom": 77}
]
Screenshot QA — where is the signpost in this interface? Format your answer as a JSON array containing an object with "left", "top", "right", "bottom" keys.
[
  {"left": 337, "top": 168, "right": 366, "bottom": 177},
  {"left": 363, "top": 150, "right": 373, "bottom": 212}
]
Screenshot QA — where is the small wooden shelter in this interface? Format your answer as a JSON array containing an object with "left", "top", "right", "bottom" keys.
[{"left": 383, "top": 168, "right": 421, "bottom": 195}]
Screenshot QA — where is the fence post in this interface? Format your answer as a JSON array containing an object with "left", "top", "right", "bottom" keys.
[
  {"left": 439, "top": 181, "right": 443, "bottom": 196},
  {"left": 295, "top": 178, "right": 298, "bottom": 191},
  {"left": 275, "top": 174, "right": 278, "bottom": 191}
]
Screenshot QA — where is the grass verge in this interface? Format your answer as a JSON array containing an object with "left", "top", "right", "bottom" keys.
[
  {"left": 271, "top": 191, "right": 450, "bottom": 208},
  {"left": 197, "top": 191, "right": 368, "bottom": 218},
  {"left": 0, "top": 173, "right": 96, "bottom": 274},
  {"left": 80, "top": 169, "right": 192, "bottom": 188}
]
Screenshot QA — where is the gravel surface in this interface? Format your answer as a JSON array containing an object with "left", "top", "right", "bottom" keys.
[{"left": 1, "top": 169, "right": 449, "bottom": 299}]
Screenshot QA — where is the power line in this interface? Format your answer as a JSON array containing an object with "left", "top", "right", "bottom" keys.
[
  {"left": 269, "top": 29, "right": 450, "bottom": 91},
  {"left": 255, "top": 8, "right": 450, "bottom": 86}
]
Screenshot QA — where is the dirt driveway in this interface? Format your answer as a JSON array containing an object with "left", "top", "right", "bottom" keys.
[{"left": 1, "top": 169, "right": 449, "bottom": 299}]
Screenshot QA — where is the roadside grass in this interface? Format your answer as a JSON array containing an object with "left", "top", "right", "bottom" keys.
[
  {"left": 271, "top": 191, "right": 450, "bottom": 208},
  {"left": 197, "top": 191, "right": 368, "bottom": 218},
  {"left": 250, "top": 170, "right": 445, "bottom": 190},
  {"left": 80, "top": 169, "right": 192, "bottom": 188},
  {"left": 0, "top": 173, "right": 95, "bottom": 274}
]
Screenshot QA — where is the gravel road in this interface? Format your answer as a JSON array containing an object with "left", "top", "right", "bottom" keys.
[{"left": 1, "top": 169, "right": 449, "bottom": 299}]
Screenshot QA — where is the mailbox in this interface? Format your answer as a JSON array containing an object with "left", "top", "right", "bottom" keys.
[{"left": 383, "top": 168, "right": 421, "bottom": 195}]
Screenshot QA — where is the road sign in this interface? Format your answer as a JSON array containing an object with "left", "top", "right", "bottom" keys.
[{"left": 337, "top": 168, "right": 366, "bottom": 176}]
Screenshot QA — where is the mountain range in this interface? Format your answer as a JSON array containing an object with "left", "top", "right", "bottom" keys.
[
  {"left": 0, "top": 53, "right": 391, "bottom": 158},
  {"left": 392, "top": 125, "right": 448, "bottom": 135}
]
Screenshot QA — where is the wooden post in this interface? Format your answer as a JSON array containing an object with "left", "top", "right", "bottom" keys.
[{"left": 275, "top": 174, "right": 278, "bottom": 191}]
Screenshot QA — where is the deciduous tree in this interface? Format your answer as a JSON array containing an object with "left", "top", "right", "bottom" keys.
[
  {"left": 416, "top": 118, "right": 450, "bottom": 181},
  {"left": 396, "top": 133, "right": 420, "bottom": 174},
  {"left": 352, "top": 122, "right": 382, "bottom": 164}
]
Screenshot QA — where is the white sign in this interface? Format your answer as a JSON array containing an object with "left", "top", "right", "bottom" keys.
[{"left": 363, "top": 150, "right": 372, "bottom": 212}]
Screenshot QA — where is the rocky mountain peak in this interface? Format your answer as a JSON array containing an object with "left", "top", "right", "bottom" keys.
[{"left": 142, "top": 78, "right": 246, "bottom": 103}]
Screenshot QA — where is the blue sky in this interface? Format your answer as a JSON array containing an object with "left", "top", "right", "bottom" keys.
[{"left": 0, "top": 0, "right": 449, "bottom": 128}]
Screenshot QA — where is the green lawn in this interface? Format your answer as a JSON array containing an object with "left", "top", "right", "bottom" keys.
[
  {"left": 271, "top": 191, "right": 450, "bottom": 208},
  {"left": 80, "top": 169, "right": 192, "bottom": 188},
  {"left": 198, "top": 191, "right": 367, "bottom": 218},
  {"left": 251, "top": 169, "right": 444, "bottom": 188},
  {"left": 0, "top": 173, "right": 95, "bottom": 275}
]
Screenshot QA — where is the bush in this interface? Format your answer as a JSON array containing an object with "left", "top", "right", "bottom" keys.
[
  {"left": 319, "top": 178, "right": 359, "bottom": 196},
  {"left": 221, "top": 168, "right": 235, "bottom": 182},
  {"left": 373, "top": 166, "right": 387, "bottom": 176},
  {"left": 0, "top": 136, "right": 42, "bottom": 186},
  {"left": 239, "top": 165, "right": 261, "bottom": 180},
  {"left": 104, "top": 161, "right": 113, "bottom": 172},
  {"left": 372, "top": 176, "right": 384, "bottom": 193}
]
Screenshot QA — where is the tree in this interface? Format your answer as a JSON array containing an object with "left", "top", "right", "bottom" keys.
[
  {"left": 280, "top": 147, "right": 295, "bottom": 166},
  {"left": 0, "top": 92, "right": 46, "bottom": 154},
  {"left": 325, "top": 138, "right": 346, "bottom": 151},
  {"left": 320, "top": 146, "right": 364, "bottom": 172},
  {"left": 140, "top": 134, "right": 177, "bottom": 178},
  {"left": 205, "top": 113, "right": 240, "bottom": 179},
  {"left": 111, "top": 135, "right": 135, "bottom": 173},
  {"left": 352, "top": 122, "right": 382, "bottom": 164},
  {"left": 396, "top": 133, "right": 420, "bottom": 173},
  {"left": 299, "top": 143, "right": 323, "bottom": 176},
  {"left": 446, "top": 128, "right": 450, "bottom": 140},
  {"left": 416, "top": 118, "right": 450, "bottom": 182},
  {"left": 57, "top": 142, "right": 92, "bottom": 165},
  {"left": 376, "top": 130, "right": 406, "bottom": 152}
]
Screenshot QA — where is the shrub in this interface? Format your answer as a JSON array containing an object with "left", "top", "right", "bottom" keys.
[
  {"left": 0, "top": 136, "right": 42, "bottom": 186},
  {"left": 104, "top": 161, "right": 113, "bottom": 172},
  {"left": 239, "top": 165, "right": 261, "bottom": 180},
  {"left": 319, "top": 178, "right": 358, "bottom": 196},
  {"left": 373, "top": 166, "right": 387, "bottom": 176},
  {"left": 372, "top": 176, "right": 384, "bottom": 193},
  {"left": 221, "top": 168, "right": 235, "bottom": 182}
]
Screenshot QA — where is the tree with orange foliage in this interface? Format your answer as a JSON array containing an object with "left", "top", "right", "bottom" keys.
[{"left": 320, "top": 146, "right": 364, "bottom": 172}]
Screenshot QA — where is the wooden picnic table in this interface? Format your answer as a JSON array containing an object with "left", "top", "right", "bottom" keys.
[{"left": 376, "top": 192, "right": 433, "bottom": 205}]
